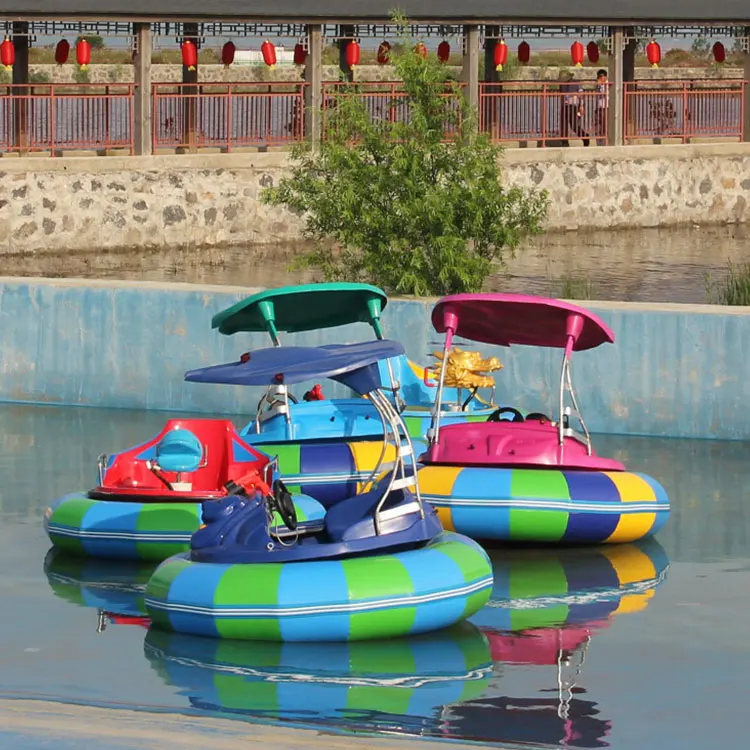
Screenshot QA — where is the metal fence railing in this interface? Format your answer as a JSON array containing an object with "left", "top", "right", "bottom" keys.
[
  {"left": 0, "top": 83, "right": 134, "bottom": 155},
  {"left": 152, "top": 82, "right": 307, "bottom": 151},
  {"left": 0, "top": 79, "right": 744, "bottom": 156},
  {"left": 623, "top": 80, "right": 744, "bottom": 142}
]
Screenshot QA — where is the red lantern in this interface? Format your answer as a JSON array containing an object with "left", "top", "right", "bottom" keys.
[
  {"left": 377, "top": 40, "right": 391, "bottom": 65},
  {"left": 293, "top": 42, "right": 307, "bottom": 66},
  {"left": 0, "top": 38, "right": 14, "bottom": 71},
  {"left": 494, "top": 39, "right": 508, "bottom": 71},
  {"left": 76, "top": 38, "right": 91, "bottom": 70},
  {"left": 646, "top": 39, "right": 661, "bottom": 68},
  {"left": 414, "top": 42, "right": 427, "bottom": 59},
  {"left": 54, "top": 39, "right": 70, "bottom": 65},
  {"left": 345, "top": 40, "right": 360, "bottom": 68},
  {"left": 587, "top": 41, "right": 600, "bottom": 63},
  {"left": 261, "top": 39, "right": 277, "bottom": 68},
  {"left": 437, "top": 40, "right": 450, "bottom": 63},
  {"left": 221, "top": 41, "right": 235, "bottom": 68},
  {"left": 571, "top": 40, "right": 584, "bottom": 67},
  {"left": 518, "top": 41, "right": 531, "bottom": 64},
  {"left": 713, "top": 41, "right": 726, "bottom": 63}
]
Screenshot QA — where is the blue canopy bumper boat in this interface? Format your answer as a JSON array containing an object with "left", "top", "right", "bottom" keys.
[
  {"left": 193, "top": 283, "right": 501, "bottom": 506},
  {"left": 146, "top": 340, "right": 493, "bottom": 642}
]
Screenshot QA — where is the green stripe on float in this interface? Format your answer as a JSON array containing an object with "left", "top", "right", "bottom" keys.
[
  {"left": 215, "top": 563, "right": 284, "bottom": 641},
  {"left": 509, "top": 556, "right": 570, "bottom": 631},
  {"left": 342, "top": 556, "right": 417, "bottom": 640},
  {"left": 509, "top": 470, "right": 571, "bottom": 541}
]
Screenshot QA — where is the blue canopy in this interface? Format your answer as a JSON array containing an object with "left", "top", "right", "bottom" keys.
[{"left": 185, "top": 340, "right": 405, "bottom": 396}]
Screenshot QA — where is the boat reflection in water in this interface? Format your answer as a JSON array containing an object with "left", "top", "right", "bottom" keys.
[
  {"left": 43, "top": 547, "right": 154, "bottom": 631},
  {"left": 144, "top": 622, "right": 493, "bottom": 734},
  {"left": 445, "top": 539, "right": 670, "bottom": 747},
  {"left": 42, "top": 539, "right": 669, "bottom": 746}
]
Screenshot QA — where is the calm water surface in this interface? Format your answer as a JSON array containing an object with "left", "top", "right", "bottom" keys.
[
  {"left": 4, "top": 223, "right": 750, "bottom": 304},
  {"left": 0, "top": 403, "right": 747, "bottom": 748}
]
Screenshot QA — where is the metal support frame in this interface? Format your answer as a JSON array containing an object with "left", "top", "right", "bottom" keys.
[{"left": 556, "top": 350, "right": 592, "bottom": 456}]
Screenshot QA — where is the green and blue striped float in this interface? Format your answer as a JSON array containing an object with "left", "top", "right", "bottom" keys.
[
  {"left": 419, "top": 465, "right": 670, "bottom": 544},
  {"left": 145, "top": 531, "right": 493, "bottom": 641},
  {"left": 43, "top": 492, "right": 326, "bottom": 562},
  {"left": 43, "top": 547, "right": 154, "bottom": 616},
  {"left": 144, "top": 621, "right": 491, "bottom": 726}
]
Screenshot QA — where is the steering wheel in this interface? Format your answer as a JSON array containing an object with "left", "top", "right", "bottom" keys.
[
  {"left": 268, "top": 478, "right": 297, "bottom": 531},
  {"left": 487, "top": 406, "right": 525, "bottom": 423},
  {"left": 257, "top": 391, "right": 298, "bottom": 412}
]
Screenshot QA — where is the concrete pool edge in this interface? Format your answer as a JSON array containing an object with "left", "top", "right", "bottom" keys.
[
  {"left": 0, "top": 697, "right": 485, "bottom": 749},
  {"left": 0, "top": 276, "right": 748, "bottom": 441}
]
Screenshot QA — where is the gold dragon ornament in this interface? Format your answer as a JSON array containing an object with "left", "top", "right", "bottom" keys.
[{"left": 431, "top": 347, "right": 503, "bottom": 390}]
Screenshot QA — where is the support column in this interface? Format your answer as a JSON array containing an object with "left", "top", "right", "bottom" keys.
[
  {"left": 742, "top": 28, "right": 750, "bottom": 141},
  {"left": 181, "top": 22, "right": 199, "bottom": 153},
  {"left": 338, "top": 25, "right": 355, "bottom": 83},
  {"left": 607, "top": 27, "right": 624, "bottom": 146},
  {"left": 461, "top": 24, "right": 480, "bottom": 117},
  {"left": 12, "top": 21, "right": 29, "bottom": 155},
  {"left": 623, "top": 32, "right": 637, "bottom": 142},
  {"left": 133, "top": 23, "right": 152, "bottom": 156},
  {"left": 304, "top": 24, "right": 323, "bottom": 147},
  {"left": 483, "top": 26, "right": 501, "bottom": 138}
]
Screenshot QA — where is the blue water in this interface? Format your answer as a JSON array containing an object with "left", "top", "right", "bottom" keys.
[{"left": 0, "top": 403, "right": 748, "bottom": 748}]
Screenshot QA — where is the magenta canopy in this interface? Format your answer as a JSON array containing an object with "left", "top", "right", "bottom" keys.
[{"left": 431, "top": 293, "right": 614, "bottom": 351}]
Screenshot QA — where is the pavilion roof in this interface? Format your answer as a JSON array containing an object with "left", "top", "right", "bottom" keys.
[{"left": 1, "top": 0, "right": 749, "bottom": 24}]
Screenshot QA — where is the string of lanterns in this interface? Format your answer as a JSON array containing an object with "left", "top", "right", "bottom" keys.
[{"left": 0, "top": 34, "right": 730, "bottom": 73}]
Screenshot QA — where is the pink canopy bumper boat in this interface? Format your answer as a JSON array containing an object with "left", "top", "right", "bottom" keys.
[{"left": 417, "top": 294, "right": 670, "bottom": 544}]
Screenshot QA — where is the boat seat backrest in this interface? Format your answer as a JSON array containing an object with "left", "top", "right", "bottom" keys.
[
  {"left": 155, "top": 428, "right": 204, "bottom": 474},
  {"left": 324, "top": 484, "right": 405, "bottom": 542}
]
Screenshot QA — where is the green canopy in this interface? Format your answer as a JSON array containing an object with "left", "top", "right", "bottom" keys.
[{"left": 212, "top": 283, "right": 388, "bottom": 342}]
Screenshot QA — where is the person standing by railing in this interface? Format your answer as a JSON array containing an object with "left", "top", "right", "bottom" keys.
[
  {"left": 559, "top": 70, "right": 589, "bottom": 147},
  {"left": 595, "top": 69, "right": 609, "bottom": 146}
]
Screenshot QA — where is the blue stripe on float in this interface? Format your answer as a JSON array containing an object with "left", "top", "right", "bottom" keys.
[
  {"left": 281, "top": 641, "right": 353, "bottom": 676},
  {"left": 398, "top": 547, "right": 467, "bottom": 635},
  {"left": 278, "top": 560, "right": 350, "bottom": 641},
  {"left": 563, "top": 471, "right": 621, "bottom": 502},
  {"left": 450, "top": 469, "right": 513, "bottom": 538},
  {"left": 561, "top": 552, "right": 621, "bottom": 623},
  {"left": 76, "top": 502, "right": 141, "bottom": 557},
  {"left": 277, "top": 682, "right": 350, "bottom": 716},
  {"left": 562, "top": 511, "right": 621, "bottom": 543},
  {"left": 165, "top": 562, "right": 228, "bottom": 638}
]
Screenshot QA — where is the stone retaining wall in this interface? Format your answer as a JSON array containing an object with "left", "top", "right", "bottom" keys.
[
  {"left": 0, "top": 277, "right": 747, "bottom": 440},
  {"left": 12, "top": 63, "right": 746, "bottom": 85},
  {"left": 1, "top": 143, "right": 749, "bottom": 254}
]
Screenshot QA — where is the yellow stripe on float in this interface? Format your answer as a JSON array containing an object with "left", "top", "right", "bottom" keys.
[
  {"left": 417, "top": 465, "right": 464, "bottom": 532},
  {"left": 349, "top": 441, "right": 397, "bottom": 492},
  {"left": 600, "top": 543, "right": 658, "bottom": 584},
  {"left": 603, "top": 472, "right": 657, "bottom": 543},
  {"left": 613, "top": 590, "right": 655, "bottom": 615}
]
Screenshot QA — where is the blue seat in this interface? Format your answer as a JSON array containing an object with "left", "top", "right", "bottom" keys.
[
  {"left": 324, "top": 484, "right": 407, "bottom": 542},
  {"left": 155, "top": 428, "right": 204, "bottom": 474}
]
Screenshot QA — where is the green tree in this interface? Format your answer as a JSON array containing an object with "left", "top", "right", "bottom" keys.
[
  {"left": 75, "top": 34, "right": 105, "bottom": 50},
  {"left": 261, "top": 13, "right": 548, "bottom": 296}
]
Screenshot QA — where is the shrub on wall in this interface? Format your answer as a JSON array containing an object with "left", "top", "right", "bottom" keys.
[{"left": 261, "top": 12, "right": 549, "bottom": 295}]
